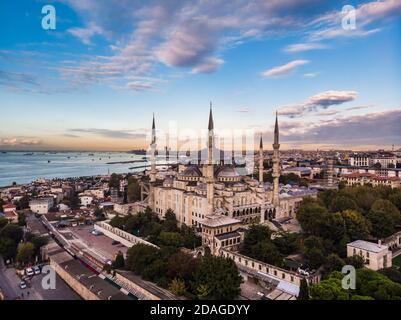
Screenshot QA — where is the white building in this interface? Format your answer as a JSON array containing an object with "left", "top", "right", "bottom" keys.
[
  {"left": 79, "top": 195, "right": 93, "bottom": 207},
  {"left": 347, "top": 240, "right": 392, "bottom": 271},
  {"left": 29, "top": 197, "right": 54, "bottom": 215}
]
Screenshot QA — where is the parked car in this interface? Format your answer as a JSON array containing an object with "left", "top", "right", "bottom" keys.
[
  {"left": 33, "top": 266, "right": 41, "bottom": 275},
  {"left": 19, "top": 281, "right": 27, "bottom": 289},
  {"left": 25, "top": 268, "right": 34, "bottom": 277}
]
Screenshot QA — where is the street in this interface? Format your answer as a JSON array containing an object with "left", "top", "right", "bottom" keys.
[{"left": 0, "top": 258, "right": 80, "bottom": 300}]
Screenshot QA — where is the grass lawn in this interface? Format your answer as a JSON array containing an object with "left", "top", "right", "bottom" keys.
[{"left": 392, "top": 255, "right": 401, "bottom": 267}]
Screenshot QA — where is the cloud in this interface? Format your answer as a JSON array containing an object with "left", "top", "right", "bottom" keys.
[
  {"left": 285, "top": 42, "right": 327, "bottom": 52},
  {"left": 308, "top": 0, "right": 401, "bottom": 41},
  {"left": 69, "top": 128, "right": 147, "bottom": 139},
  {"left": 261, "top": 60, "right": 309, "bottom": 77},
  {"left": 191, "top": 57, "right": 224, "bottom": 74},
  {"left": 0, "top": 137, "right": 42, "bottom": 146},
  {"left": 280, "top": 109, "right": 401, "bottom": 147},
  {"left": 67, "top": 23, "right": 105, "bottom": 45},
  {"left": 303, "top": 72, "right": 319, "bottom": 78},
  {"left": 52, "top": 0, "right": 331, "bottom": 91},
  {"left": 279, "top": 90, "right": 358, "bottom": 117}
]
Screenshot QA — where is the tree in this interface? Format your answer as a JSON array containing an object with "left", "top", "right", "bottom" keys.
[
  {"left": 18, "top": 212, "right": 26, "bottom": 226},
  {"left": 0, "top": 224, "right": 23, "bottom": 243},
  {"left": 166, "top": 251, "right": 199, "bottom": 283},
  {"left": 242, "top": 224, "right": 271, "bottom": 254},
  {"left": 371, "top": 199, "right": 401, "bottom": 223},
  {"left": 126, "top": 244, "right": 159, "bottom": 275},
  {"left": 345, "top": 255, "right": 365, "bottom": 269},
  {"left": 112, "top": 251, "right": 125, "bottom": 269},
  {"left": 389, "top": 191, "right": 401, "bottom": 211},
  {"left": 297, "top": 199, "right": 329, "bottom": 236},
  {"left": 366, "top": 209, "right": 395, "bottom": 239},
  {"left": 302, "top": 236, "right": 326, "bottom": 269},
  {"left": 16, "top": 196, "right": 30, "bottom": 210},
  {"left": 272, "top": 232, "right": 300, "bottom": 255},
  {"left": 324, "top": 254, "right": 345, "bottom": 274},
  {"left": 163, "top": 209, "right": 179, "bottom": 232},
  {"left": 109, "top": 173, "right": 122, "bottom": 189},
  {"left": 0, "top": 237, "right": 17, "bottom": 260},
  {"left": 250, "top": 240, "right": 283, "bottom": 266},
  {"left": 16, "top": 242, "right": 35, "bottom": 265},
  {"left": 340, "top": 210, "right": 371, "bottom": 241},
  {"left": 310, "top": 271, "right": 350, "bottom": 300},
  {"left": 0, "top": 217, "right": 8, "bottom": 229},
  {"left": 158, "top": 231, "right": 183, "bottom": 247},
  {"left": 329, "top": 196, "right": 358, "bottom": 212},
  {"left": 298, "top": 278, "right": 310, "bottom": 300},
  {"left": 168, "top": 278, "right": 186, "bottom": 296},
  {"left": 192, "top": 255, "right": 242, "bottom": 300},
  {"left": 127, "top": 177, "right": 141, "bottom": 202}
]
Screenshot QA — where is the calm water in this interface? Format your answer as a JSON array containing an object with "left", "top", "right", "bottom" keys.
[{"left": 0, "top": 152, "right": 148, "bottom": 187}]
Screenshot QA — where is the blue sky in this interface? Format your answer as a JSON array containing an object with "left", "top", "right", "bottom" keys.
[{"left": 0, "top": 0, "right": 400, "bottom": 151}]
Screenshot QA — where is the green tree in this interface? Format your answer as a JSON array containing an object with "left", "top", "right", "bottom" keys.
[
  {"left": 297, "top": 199, "right": 329, "bottom": 236},
  {"left": 126, "top": 244, "right": 159, "bottom": 275},
  {"left": 345, "top": 255, "right": 365, "bottom": 269},
  {"left": 366, "top": 209, "right": 395, "bottom": 239},
  {"left": 389, "top": 191, "right": 401, "bottom": 211},
  {"left": 371, "top": 199, "right": 401, "bottom": 223},
  {"left": 324, "top": 254, "right": 345, "bottom": 274},
  {"left": 0, "top": 224, "right": 23, "bottom": 243},
  {"left": 127, "top": 177, "right": 141, "bottom": 202},
  {"left": 16, "top": 242, "right": 35, "bottom": 265},
  {"left": 340, "top": 210, "right": 371, "bottom": 241},
  {"left": 250, "top": 240, "right": 283, "bottom": 266},
  {"left": 112, "top": 251, "right": 125, "bottom": 269},
  {"left": 18, "top": 212, "right": 26, "bottom": 226},
  {"left": 329, "top": 196, "right": 358, "bottom": 212},
  {"left": 310, "top": 271, "right": 350, "bottom": 300},
  {"left": 0, "top": 217, "right": 8, "bottom": 229},
  {"left": 16, "top": 196, "right": 30, "bottom": 210},
  {"left": 158, "top": 231, "right": 183, "bottom": 247},
  {"left": 168, "top": 278, "right": 186, "bottom": 296},
  {"left": 163, "top": 209, "right": 179, "bottom": 232},
  {"left": 298, "top": 278, "right": 310, "bottom": 300},
  {"left": 242, "top": 224, "right": 271, "bottom": 254},
  {"left": 0, "top": 237, "right": 17, "bottom": 260},
  {"left": 192, "top": 255, "right": 242, "bottom": 300}
]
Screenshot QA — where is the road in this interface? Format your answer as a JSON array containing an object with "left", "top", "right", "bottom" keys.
[{"left": 0, "top": 258, "right": 80, "bottom": 300}]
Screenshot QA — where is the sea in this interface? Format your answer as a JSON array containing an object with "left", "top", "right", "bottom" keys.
[{"left": 0, "top": 151, "right": 149, "bottom": 187}]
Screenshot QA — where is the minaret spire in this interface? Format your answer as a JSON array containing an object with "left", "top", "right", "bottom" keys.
[
  {"left": 259, "top": 133, "right": 264, "bottom": 183},
  {"left": 208, "top": 101, "right": 214, "bottom": 131},
  {"left": 150, "top": 113, "right": 157, "bottom": 182},
  {"left": 272, "top": 111, "right": 280, "bottom": 213},
  {"left": 206, "top": 102, "right": 215, "bottom": 214}
]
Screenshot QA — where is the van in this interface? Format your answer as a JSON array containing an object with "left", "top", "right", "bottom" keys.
[{"left": 25, "top": 268, "right": 34, "bottom": 277}]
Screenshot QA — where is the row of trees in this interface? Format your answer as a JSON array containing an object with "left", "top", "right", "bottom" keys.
[
  {"left": 124, "top": 244, "right": 242, "bottom": 299},
  {"left": 109, "top": 208, "right": 201, "bottom": 249},
  {"left": 310, "top": 267, "right": 401, "bottom": 300}
]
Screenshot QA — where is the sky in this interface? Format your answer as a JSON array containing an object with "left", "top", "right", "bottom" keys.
[{"left": 0, "top": 0, "right": 400, "bottom": 151}]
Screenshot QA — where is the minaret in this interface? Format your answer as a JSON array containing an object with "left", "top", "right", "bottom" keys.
[
  {"left": 259, "top": 134, "right": 264, "bottom": 183},
  {"left": 272, "top": 111, "right": 280, "bottom": 208},
  {"left": 150, "top": 113, "right": 157, "bottom": 182},
  {"left": 206, "top": 102, "right": 215, "bottom": 214}
]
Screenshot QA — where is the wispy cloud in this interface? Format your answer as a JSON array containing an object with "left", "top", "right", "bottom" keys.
[
  {"left": 69, "top": 128, "right": 147, "bottom": 139},
  {"left": 279, "top": 90, "right": 358, "bottom": 118},
  {"left": 285, "top": 42, "right": 327, "bottom": 53},
  {"left": 261, "top": 59, "right": 309, "bottom": 77},
  {"left": 0, "top": 137, "right": 42, "bottom": 146}
]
